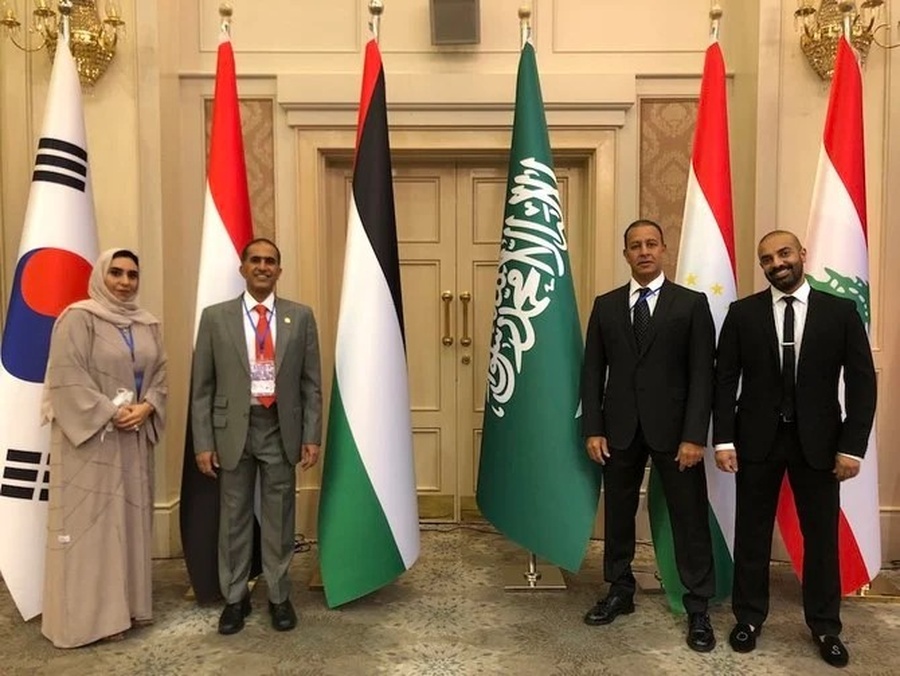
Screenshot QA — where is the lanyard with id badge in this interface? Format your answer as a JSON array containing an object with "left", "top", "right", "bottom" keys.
[{"left": 245, "top": 301, "right": 276, "bottom": 400}]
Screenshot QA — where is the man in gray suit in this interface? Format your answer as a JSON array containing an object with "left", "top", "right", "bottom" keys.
[{"left": 192, "top": 238, "right": 322, "bottom": 635}]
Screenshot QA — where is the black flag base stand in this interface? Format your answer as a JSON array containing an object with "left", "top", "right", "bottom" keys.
[
  {"left": 849, "top": 575, "right": 900, "bottom": 603},
  {"left": 632, "top": 567, "right": 664, "bottom": 593},
  {"left": 503, "top": 552, "right": 566, "bottom": 591}
]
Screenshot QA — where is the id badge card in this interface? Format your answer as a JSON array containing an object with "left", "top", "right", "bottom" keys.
[{"left": 250, "top": 360, "right": 276, "bottom": 397}]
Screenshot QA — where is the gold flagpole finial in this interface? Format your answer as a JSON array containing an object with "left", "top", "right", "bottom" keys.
[
  {"left": 369, "top": 0, "right": 384, "bottom": 43},
  {"left": 518, "top": 6, "right": 532, "bottom": 49},
  {"left": 219, "top": 3, "right": 233, "bottom": 36},
  {"left": 709, "top": 3, "right": 723, "bottom": 41}
]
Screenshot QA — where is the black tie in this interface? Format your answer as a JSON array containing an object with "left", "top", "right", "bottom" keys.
[
  {"left": 633, "top": 287, "right": 652, "bottom": 350},
  {"left": 780, "top": 296, "right": 796, "bottom": 422}
]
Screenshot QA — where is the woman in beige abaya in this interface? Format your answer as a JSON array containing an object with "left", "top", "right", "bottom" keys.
[{"left": 40, "top": 248, "right": 167, "bottom": 648}]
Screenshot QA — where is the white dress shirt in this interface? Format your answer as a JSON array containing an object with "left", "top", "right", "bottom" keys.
[
  {"left": 242, "top": 291, "right": 277, "bottom": 405},
  {"left": 771, "top": 281, "right": 810, "bottom": 369},
  {"left": 716, "top": 281, "right": 860, "bottom": 462},
  {"left": 628, "top": 272, "right": 665, "bottom": 321}
]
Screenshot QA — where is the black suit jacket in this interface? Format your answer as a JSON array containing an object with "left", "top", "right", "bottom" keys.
[
  {"left": 713, "top": 288, "right": 876, "bottom": 470},
  {"left": 581, "top": 279, "right": 716, "bottom": 454}
]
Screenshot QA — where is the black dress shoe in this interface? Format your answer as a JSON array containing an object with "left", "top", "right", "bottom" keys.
[
  {"left": 815, "top": 635, "right": 849, "bottom": 668},
  {"left": 686, "top": 612, "right": 716, "bottom": 652},
  {"left": 218, "top": 596, "right": 251, "bottom": 635},
  {"left": 729, "top": 622, "right": 760, "bottom": 653},
  {"left": 583, "top": 593, "right": 635, "bottom": 626},
  {"left": 269, "top": 599, "right": 298, "bottom": 631}
]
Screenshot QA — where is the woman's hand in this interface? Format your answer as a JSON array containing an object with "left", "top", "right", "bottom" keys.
[{"left": 114, "top": 402, "right": 154, "bottom": 431}]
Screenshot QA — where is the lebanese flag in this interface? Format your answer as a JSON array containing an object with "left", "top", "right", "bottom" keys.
[
  {"left": 648, "top": 39, "right": 736, "bottom": 612},
  {"left": 317, "top": 39, "right": 420, "bottom": 607},
  {"left": 0, "top": 38, "right": 99, "bottom": 620},
  {"left": 776, "top": 36, "right": 881, "bottom": 594},
  {"left": 179, "top": 29, "right": 255, "bottom": 602}
]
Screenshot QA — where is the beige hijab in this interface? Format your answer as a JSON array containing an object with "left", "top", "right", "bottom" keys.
[
  {"left": 41, "top": 249, "right": 159, "bottom": 424},
  {"left": 62, "top": 248, "right": 159, "bottom": 328}
]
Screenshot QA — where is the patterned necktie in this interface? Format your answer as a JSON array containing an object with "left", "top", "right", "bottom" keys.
[
  {"left": 633, "top": 287, "right": 652, "bottom": 350},
  {"left": 255, "top": 304, "right": 276, "bottom": 408},
  {"left": 780, "top": 296, "right": 796, "bottom": 421}
]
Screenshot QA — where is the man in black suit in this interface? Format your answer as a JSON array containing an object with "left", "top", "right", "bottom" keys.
[
  {"left": 714, "top": 230, "right": 876, "bottom": 668},
  {"left": 581, "top": 220, "right": 717, "bottom": 652}
]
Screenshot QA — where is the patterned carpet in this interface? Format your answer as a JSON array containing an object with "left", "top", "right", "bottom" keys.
[{"left": 1, "top": 528, "right": 898, "bottom": 675}]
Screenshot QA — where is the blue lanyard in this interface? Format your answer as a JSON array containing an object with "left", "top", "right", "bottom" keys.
[
  {"left": 242, "top": 300, "right": 275, "bottom": 355},
  {"left": 119, "top": 326, "right": 135, "bottom": 361}
]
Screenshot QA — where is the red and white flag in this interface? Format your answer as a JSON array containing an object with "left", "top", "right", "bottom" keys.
[
  {"left": 179, "top": 28, "right": 255, "bottom": 602},
  {"left": 776, "top": 36, "right": 881, "bottom": 593},
  {"left": 0, "top": 38, "right": 99, "bottom": 620},
  {"left": 649, "top": 39, "right": 736, "bottom": 612}
]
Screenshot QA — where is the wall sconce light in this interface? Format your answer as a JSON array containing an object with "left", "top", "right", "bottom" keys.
[
  {"left": 0, "top": 0, "right": 125, "bottom": 89},
  {"left": 794, "top": 0, "right": 896, "bottom": 80}
]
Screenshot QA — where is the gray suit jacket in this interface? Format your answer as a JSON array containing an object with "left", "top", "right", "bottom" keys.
[{"left": 191, "top": 296, "right": 323, "bottom": 471}]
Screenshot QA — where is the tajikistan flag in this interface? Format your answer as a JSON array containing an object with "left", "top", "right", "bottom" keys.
[
  {"left": 776, "top": 36, "right": 881, "bottom": 594},
  {"left": 648, "top": 38, "right": 736, "bottom": 613},
  {"left": 318, "top": 38, "right": 420, "bottom": 608},
  {"left": 0, "top": 37, "right": 99, "bottom": 620}
]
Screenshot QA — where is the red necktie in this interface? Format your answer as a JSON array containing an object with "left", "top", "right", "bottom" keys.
[{"left": 255, "top": 304, "right": 276, "bottom": 408}]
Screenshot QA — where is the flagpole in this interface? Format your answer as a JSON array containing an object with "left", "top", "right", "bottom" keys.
[
  {"left": 369, "top": 0, "right": 383, "bottom": 43},
  {"left": 518, "top": 5, "right": 531, "bottom": 48},
  {"left": 220, "top": 2, "right": 232, "bottom": 37},
  {"left": 709, "top": 3, "right": 722, "bottom": 41},
  {"left": 58, "top": 0, "right": 72, "bottom": 44},
  {"left": 499, "top": 5, "right": 567, "bottom": 592}
]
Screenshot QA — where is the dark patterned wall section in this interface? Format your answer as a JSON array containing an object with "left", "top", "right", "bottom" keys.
[
  {"left": 204, "top": 99, "right": 276, "bottom": 242},
  {"left": 639, "top": 98, "right": 698, "bottom": 279}
]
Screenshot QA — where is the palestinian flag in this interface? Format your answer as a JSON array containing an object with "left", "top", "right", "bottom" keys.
[{"left": 317, "top": 39, "right": 420, "bottom": 608}]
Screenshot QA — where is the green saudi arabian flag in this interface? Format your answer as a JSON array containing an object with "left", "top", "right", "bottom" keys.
[{"left": 475, "top": 41, "right": 601, "bottom": 572}]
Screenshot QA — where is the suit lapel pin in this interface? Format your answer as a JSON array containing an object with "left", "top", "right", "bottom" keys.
[{"left": 284, "top": 316, "right": 291, "bottom": 324}]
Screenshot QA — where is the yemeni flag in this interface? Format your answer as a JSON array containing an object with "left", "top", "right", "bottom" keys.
[
  {"left": 0, "top": 38, "right": 99, "bottom": 620},
  {"left": 317, "top": 39, "right": 420, "bottom": 608},
  {"left": 179, "top": 29, "right": 256, "bottom": 603},
  {"left": 648, "top": 40, "right": 736, "bottom": 613},
  {"left": 776, "top": 36, "right": 881, "bottom": 594},
  {"left": 475, "top": 41, "right": 600, "bottom": 572}
]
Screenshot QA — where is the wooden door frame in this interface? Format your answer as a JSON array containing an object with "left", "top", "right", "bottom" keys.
[{"left": 293, "top": 127, "right": 616, "bottom": 536}]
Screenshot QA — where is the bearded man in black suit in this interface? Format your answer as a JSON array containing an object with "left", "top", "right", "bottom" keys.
[{"left": 713, "top": 230, "right": 876, "bottom": 668}]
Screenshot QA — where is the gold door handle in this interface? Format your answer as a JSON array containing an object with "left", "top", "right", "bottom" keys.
[
  {"left": 441, "top": 291, "right": 454, "bottom": 346},
  {"left": 460, "top": 291, "right": 472, "bottom": 347}
]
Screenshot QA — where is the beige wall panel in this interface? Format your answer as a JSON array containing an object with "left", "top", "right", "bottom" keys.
[
  {"left": 551, "top": 0, "right": 708, "bottom": 54},
  {"left": 639, "top": 98, "right": 699, "bottom": 280},
  {"left": 204, "top": 98, "right": 276, "bottom": 240},
  {"left": 402, "top": 261, "right": 442, "bottom": 411},
  {"left": 198, "top": 0, "right": 360, "bottom": 53},
  {"left": 413, "top": 428, "right": 441, "bottom": 491}
]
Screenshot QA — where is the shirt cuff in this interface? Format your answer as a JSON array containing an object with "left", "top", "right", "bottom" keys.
[
  {"left": 714, "top": 443, "right": 736, "bottom": 452},
  {"left": 838, "top": 453, "right": 863, "bottom": 462}
]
